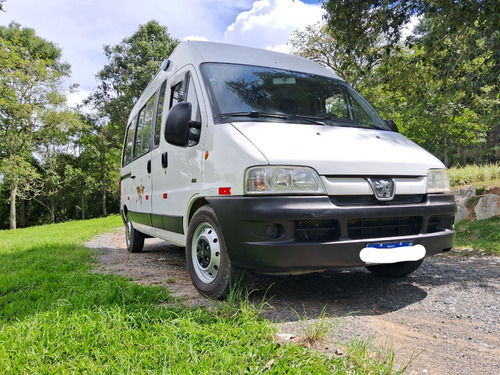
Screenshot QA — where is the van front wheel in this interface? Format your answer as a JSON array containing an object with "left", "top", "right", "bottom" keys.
[{"left": 186, "top": 206, "right": 237, "bottom": 300}]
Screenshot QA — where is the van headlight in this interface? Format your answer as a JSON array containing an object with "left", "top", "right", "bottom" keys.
[
  {"left": 245, "top": 166, "right": 326, "bottom": 195},
  {"left": 426, "top": 169, "right": 451, "bottom": 193}
]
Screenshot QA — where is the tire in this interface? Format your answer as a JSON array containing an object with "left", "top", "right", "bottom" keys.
[
  {"left": 125, "top": 217, "right": 145, "bottom": 253},
  {"left": 186, "top": 205, "right": 238, "bottom": 300},
  {"left": 365, "top": 259, "right": 424, "bottom": 278}
]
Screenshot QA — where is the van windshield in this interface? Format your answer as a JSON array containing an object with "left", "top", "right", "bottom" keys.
[{"left": 201, "top": 63, "right": 388, "bottom": 130}]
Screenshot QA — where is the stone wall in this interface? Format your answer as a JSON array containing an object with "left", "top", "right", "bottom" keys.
[{"left": 453, "top": 185, "right": 500, "bottom": 223}]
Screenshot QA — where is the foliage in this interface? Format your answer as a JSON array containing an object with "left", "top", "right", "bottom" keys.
[
  {"left": 323, "top": 0, "right": 499, "bottom": 86},
  {"left": 0, "top": 22, "right": 73, "bottom": 229},
  {"left": 455, "top": 216, "right": 500, "bottom": 255},
  {"left": 290, "top": 23, "right": 375, "bottom": 89},
  {"left": 363, "top": 44, "right": 494, "bottom": 165},
  {"left": 0, "top": 217, "right": 397, "bottom": 374},
  {"left": 448, "top": 164, "right": 500, "bottom": 190}
]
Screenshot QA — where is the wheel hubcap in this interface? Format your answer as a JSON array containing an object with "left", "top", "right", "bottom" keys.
[{"left": 192, "top": 223, "right": 221, "bottom": 283}]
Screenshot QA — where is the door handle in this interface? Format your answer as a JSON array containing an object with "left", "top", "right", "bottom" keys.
[
  {"left": 161, "top": 152, "right": 168, "bottom": 168},
  {"left": 147, "top": 160, "right": 152, "bottom": 174}
]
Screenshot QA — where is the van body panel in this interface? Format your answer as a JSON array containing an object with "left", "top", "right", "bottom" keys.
[
  {"left": 231, "top": 122, "right": 444, "bottom": 176},
  {"left": 199, "top": 123, "right": 268, "bottom": 197}
]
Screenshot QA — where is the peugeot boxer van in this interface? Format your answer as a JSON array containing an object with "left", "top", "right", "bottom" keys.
[{"left": 120, "top": 41, "right": 456, "bottom": 299}]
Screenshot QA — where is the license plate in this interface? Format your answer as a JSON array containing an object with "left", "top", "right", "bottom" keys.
[{"left": 367, "top": 241, "right": 414, "bottom": 249}]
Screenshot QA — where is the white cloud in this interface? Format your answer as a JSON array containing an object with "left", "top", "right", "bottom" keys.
[{"left": 222, "top": 0, "right": 324, "bottom": 51}]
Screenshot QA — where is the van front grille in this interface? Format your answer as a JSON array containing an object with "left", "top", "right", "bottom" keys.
[
  {"left": 296, "top": 220, "right": 339, "bottom": 241},
  {"left": 347, "top": 217, "right": 421, "bottom": 240}
]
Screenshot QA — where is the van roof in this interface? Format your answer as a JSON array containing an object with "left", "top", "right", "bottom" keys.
[{"left": 168, "top": 41, "right": 340, "bottom": 79}]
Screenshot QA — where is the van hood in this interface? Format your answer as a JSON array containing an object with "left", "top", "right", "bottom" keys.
[{"left": 232, "top": 122, "right": 444, "bottom": 176}]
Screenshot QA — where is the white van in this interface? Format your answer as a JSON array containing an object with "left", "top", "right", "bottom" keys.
[{"left": 120, "top": 41, "right": 456, "bottom": 299}]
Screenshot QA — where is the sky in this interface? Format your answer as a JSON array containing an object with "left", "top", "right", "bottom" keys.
[{"left": 0, "top": 0, "right": 325, "bottom": 106}]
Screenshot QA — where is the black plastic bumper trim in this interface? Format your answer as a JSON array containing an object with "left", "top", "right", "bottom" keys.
[{"left": 206, "top": 194, "right": 456, "bottom": 273}]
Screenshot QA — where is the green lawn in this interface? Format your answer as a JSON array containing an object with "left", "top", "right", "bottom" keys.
[
  {"left": 454, "top": 216, "right": 500, "bottom": 255},
  {"left": 0, "top": 216, "right": 396, "bottom": 374}
]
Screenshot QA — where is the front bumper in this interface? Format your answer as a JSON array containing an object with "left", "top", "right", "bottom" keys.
[{"left": 206, "top": 194, "right": 456, "bottom": 273}]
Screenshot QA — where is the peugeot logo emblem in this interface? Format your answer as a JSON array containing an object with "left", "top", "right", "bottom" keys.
[{"left": 366, "top": 178, "right": 396, "bottom": 201}]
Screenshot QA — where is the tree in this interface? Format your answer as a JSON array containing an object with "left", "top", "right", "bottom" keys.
[
  {"left": 363, "top": 45, "right": 493, "bottom": 166},
  {"left": 289, "top": 23, "right": 376, "bottom": 89},
  {"left": 87, "top": 20, "right": 179, "bottom": 134},
  {"left": 0, "top": 22, "right": 71, "bottom": 229},
  {"left": 77, "top": 113, "right": 121, "bottom": 217},
  {"left": 321, "top": 0, "right": 499, "bottom": 165},
  {"left": 32, "top": 109, "right": 84, "bottom": 223},
  {"left": 84, "top": 20, "right": 178, "bottom": 216}
]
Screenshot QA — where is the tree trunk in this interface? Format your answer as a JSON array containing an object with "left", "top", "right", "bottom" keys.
[
  {"left": 101, "top": 187, "right": 107, "bottom": 216},
  {"left": 9, "top": 185, "right": 17, "bottom": 230},
  {"left": 100, "top": 153, "right": 107, "bottom": 216},
  {"left": 20, "top": 199, "right": 27, "bottom": 228},
  {"left": 49, "top": 196, "right": 56, "bottom": 224},
  {"left": 81, "top": 186, "right": 85, "bottom": 220}
]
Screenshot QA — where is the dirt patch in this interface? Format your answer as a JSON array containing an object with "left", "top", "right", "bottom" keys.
[
  {"left": 485, "top": 186, "right": 500, "bottom": 195},
  {"left": 87, "top": 229, "right": 500, "bottom": 374}
]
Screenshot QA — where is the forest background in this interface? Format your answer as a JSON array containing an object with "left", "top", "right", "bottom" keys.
[{"left": 0, "top": 0, "right": 498, "bottom": 230}]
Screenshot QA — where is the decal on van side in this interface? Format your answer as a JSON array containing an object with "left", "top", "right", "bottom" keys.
[{"left": 136, "top": 184, "right": 145, "bottom": 203}]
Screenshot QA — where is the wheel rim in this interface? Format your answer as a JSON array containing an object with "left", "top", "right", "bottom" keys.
[{"left": 191, "top": 222, "right": 221, "bottom": 283}]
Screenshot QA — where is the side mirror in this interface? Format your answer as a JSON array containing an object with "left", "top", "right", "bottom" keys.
[
  {"left": 165, "top": 102, "right": 202, "bottom": 147},
  {"left": 384, "top": 119, "right": 399, "bottom": 133}
]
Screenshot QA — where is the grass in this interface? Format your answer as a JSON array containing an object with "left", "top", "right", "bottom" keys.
[
  {"left": 293, "top": 306, "right": 340, "bottom": 348},
  {"left": 0, "top": 215, "right": 398, "bottom": 374},
  {"left": 448, "top": 163, "right": 500, "bottom": 192},
  {"left": 454, "top": 216, "right": 500, "bottom": 255}
]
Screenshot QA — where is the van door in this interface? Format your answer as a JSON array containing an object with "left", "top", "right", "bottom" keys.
[
  {"left": 151, "top": 68, "right": 205, "bottom": 241},
  {"left": 126, "top": 93, "right": 156, "bottom": 225}
]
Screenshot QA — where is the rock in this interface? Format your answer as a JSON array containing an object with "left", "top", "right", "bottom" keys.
[
  {"left": 455, "top": 204, "right": 470, "bottom": 223},
  {"left": 453, "top": 185, "right": 476, "bottom": 223},
  {"left": 474, "top": 194, "right": 500, "bottom": 220},
  {"left": 453, "top": 185, "right": 476, "bottom": 201}
]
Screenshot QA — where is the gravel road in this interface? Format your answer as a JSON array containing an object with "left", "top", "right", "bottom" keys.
[{"left": 87, "top": 229, "right": 500, "bottom": 375}]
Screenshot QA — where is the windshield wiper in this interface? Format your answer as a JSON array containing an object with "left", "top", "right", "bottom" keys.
[
  {"left": 294, "top": 115, "right": 326, "bottom": 125},
  {"left": 296, "top": 114, "right": 359, "bottom": 127},
  {"left": 218, "top": 111, "right": 288, "bottom": 119}
]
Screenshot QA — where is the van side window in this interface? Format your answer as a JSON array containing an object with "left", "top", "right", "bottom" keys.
[
  {"left": 154, "top": 81, "right": 167, "bottom": 148},
  {"left": 170, "top": 80, "right": 185, "bottom": 107},
  {"left": 167, "top": 73, "right": 201, "bottom": 147},
  {"left": 123, "top": 116, "right": 137, "bottom": 166},
  {"left": 170, "top": 74, "right": 201, "bottom": 123},
  {"left": 186, "top": 75, "right": 201, "bottom": 123},
  {"left": 134, "top": 94, "right": 156, "bottom": 158}
]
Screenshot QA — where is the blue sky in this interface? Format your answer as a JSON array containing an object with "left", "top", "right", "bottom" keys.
[{"left": 0, "top": 0, "right": 325, "bottom": 105}]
